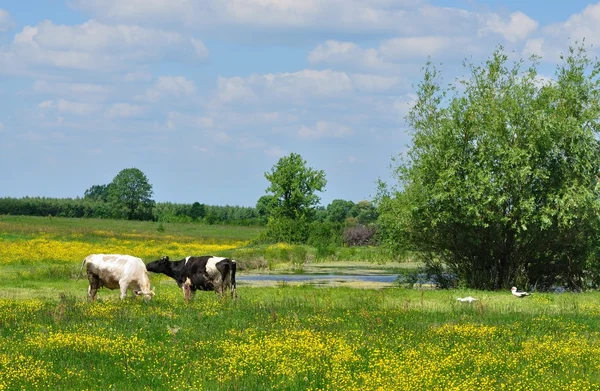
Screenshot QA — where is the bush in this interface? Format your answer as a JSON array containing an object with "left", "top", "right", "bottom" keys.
[
  {"left": 343, "top": 225, "right": 377, "bottom": 246},
  {"left": 264, "top": 217, "right": 310, "bottom": 244},
  {"left": 307, "top": 221, "right": 343, "bottom": 247}
]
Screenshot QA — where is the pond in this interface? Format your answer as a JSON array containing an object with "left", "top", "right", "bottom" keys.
[
  {"left": 236, "top": 273, "right": 398, "bottom": 288},
  {"left": 235, "top": 261, "right": 411, "bottom": 288}
]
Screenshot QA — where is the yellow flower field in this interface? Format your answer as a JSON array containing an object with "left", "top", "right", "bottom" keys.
[{"left": 0, "top": 236, "right": 247, "bottom": 264}]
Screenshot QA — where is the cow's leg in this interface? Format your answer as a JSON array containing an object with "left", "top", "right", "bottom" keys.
[
  {"left": 222, "top": 274, "right": 232, "bottom": 297},
  {"left": 119, "top": 279, "right": 130, "bottom": 300},
  {"left": 183, "top": 278, "right": 192, "bottom": 302},
  {"left": 87, "top": 271, "right": 100, "bottom": 301}
]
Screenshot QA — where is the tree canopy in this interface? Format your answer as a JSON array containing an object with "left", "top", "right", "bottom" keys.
[
  {"left": 264, "top": 153, "right": 327, "bottom": 221},
  {"left": 263, "top": 153, "right": 327, "bottom": 243},
  {"left": 108, "top": 168, "right": 155, "bottom": 221},
  {"left": 379, "top": 44, "right": 600, "bottom": 290}
]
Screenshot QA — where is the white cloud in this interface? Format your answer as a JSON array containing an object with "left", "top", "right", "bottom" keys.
[
  {"left": 107, "top": 103, "right": 146, "bottom": 118},
  {"left": 216, "top": 70, "right": 353, "bottom": 105},
  {"left": 70, "top": 0, "right": 488, "bottom": 38},
  {"left": 0, "top": 9, "right": 14, "bottom": 32},
  {"left": 548, "top": 3, "right": 600, "bottom": 45},
  {"left": 522, "top": 38, "right": 546, "bottom": 58},
  {"left": 379, "top": 36, "right": 474, "bottom": 60},
  {"left": 38, "top": 99, "right": 100, "bottom": 115},
  {"left": 519, "top": 4, "right": 600, "bottom": 63},
  {"left": 482, "top": 11, "right": 538, "bottom": 43},
  {"left": 33, "top": 80, "right": 111, "bottom": 98},
  {"left": 217, "top": 76, "right": 258, "bottom": 104},
  {"left": 0, "top": 20, "right": 207, "bottom": 74},
  {"left": 298, "top": 121, "right": 352, "bottom": 139},
  {"left": 264, "top": 146, "right": 286, "bottom": 158},
  {"left": 124, "top": 70, "right": 153, "bottom": 83},
  {"left": 190, "top": 38, "right": 209, "bottom": 58},
  {"left": 308, "top": 40, "right": 392, "bottom": 72},
  {"left": 143, "top": 76, "right": 197, "bottom": 102},
  {"left": 215, "top": 68, "right": 406, "bottom": 108},
  {"left": 0, "top": 122, "right": 5, "bottom": 132}
]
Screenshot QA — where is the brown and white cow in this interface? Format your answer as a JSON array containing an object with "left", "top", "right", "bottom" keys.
[
  {"left": 78, "top": 254, "right": 155, "bottom": 300},
  {"left": 146, "top": 255, "right": 236, "bottom": 301}
]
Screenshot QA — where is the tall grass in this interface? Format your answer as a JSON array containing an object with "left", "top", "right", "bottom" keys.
[{"left": 2, "top": 286, "right": 600, "bottom": 390}]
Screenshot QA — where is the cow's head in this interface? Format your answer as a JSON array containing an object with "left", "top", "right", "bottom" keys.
[{"left": 146, "top": 256, "right": 170, "bottom": 274}]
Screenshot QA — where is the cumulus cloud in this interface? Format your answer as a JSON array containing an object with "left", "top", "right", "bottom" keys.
[
  {"left": 0, "top": 9, "right": 14, "bottom": 32},
  {"left": 123, "top": 71, "right": 153, "bottom": 83},
  {"left": 379, "top": 36, "right": 473, "bottom": 60},
  {"left": 215, "top": 68, "right": 406, "bottom": 109},
  {"left": 482, "top": 11, "right": 538, "bottom": 42},
  {"left": 70, "top": 0, "right": 486, "bottom": 38},
  {"left": 143, "top": 76, "right": 197, "bottom": 102},
  {"left": 547, "top": 3, "right": 600, "bottom": 44},
  {"left": 0, "top": 20, "right": 208, "bottom": 74},
  {"left": 38, "top": 99, "right": 100, "bottom": 115},
  {"left": 308, "top": 40, "right": 392, "bottom": 72},
  {"left": 33, "top": 80, "right": 111, "bottom": 100},
  {"left": 521, "top": 4, "right": 600, "bottom": 62}
]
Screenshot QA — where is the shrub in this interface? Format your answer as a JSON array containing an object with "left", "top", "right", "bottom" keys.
[{"left": 343, "top": 225, "right": 377, "bottom": 246}]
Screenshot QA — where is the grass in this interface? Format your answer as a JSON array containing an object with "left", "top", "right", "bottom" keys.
[
  {"left": 2, "top": 215, "right": 600, "bottom": 390},
  {"left": 0, "top": 214, "right": 264, "bottom": 242},
  {"left": 2, "top": 285, "right": 600, "bottom": 390}
]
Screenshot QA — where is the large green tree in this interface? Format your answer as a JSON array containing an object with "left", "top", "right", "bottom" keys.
[
  {"left": 379, "top": 44, "right": 600, "bottom": 290},
  {"left": 263, "top": 153, "right": 327, "bottom": 243},
  {"left": 108, "top": 168, "right": 155, "bottom": 220},
  {"left": 264, "top": 153, "right": 327, "bottom": 220}
]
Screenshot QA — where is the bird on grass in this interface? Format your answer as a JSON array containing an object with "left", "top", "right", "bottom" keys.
[
  {"left": 511, "top": 287, "right": 531, "bottom": 298},
  {"left": 456, "top": 296, "right": 479, "bottom": 303}
]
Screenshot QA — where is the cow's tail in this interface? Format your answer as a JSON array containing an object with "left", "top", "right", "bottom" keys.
[
  {"left": 76, "top": 257, "right": 87, "bottom": 281},
  {"left": 231, "top": 260, "right": 237, "bottom": 298}
]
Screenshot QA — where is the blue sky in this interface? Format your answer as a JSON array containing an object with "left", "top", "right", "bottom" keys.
[{"left": 1, "top": 1, "right": 598, "bottom": 207}]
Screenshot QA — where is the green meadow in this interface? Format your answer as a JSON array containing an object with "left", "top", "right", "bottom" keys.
[{"left": 1, "top": 216, "right": 600, "bottom": 390}]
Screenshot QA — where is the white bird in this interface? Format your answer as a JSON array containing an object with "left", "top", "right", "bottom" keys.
[
  {"left": 511, "top": 287, "right": 531, "bottom": 298},
  {"left": 456, "top": 296, "right": 479, "bottom": 303}
]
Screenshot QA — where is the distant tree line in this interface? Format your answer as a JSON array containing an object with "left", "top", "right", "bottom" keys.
[
  {"left": 0, "top": 196, "right": 266, "bottom": 225},
  {"left": 0, "top": 165, "right": 378, "bottom": 235}
]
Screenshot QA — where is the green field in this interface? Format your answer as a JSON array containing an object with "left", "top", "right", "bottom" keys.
[{"left": 1, "top": 216, "right": 600, "bottom": 390}]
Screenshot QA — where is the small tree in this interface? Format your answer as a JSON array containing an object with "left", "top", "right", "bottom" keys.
[
  {"left": 264, "top": 153, "right": 327, "bottom": 243},
  {"left": 108, "top": 168, "right": 155, "bottom": 220},
  {"left": 381, "top": 44, "right": 600, "bottom": 290},
  {"left": 326, "top": 199, "right": 355, "bottom": 223},
  {"left": 189, "top": 202, "right": 206, "bottom": 221}
]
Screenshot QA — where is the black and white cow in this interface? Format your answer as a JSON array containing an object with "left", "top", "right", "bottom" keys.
[
  {"left": 78, "top": 254, "right": 155, "bottom": 300},
  {"left": 146, "top": 255, "right": 237, "bottom": 300}
]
